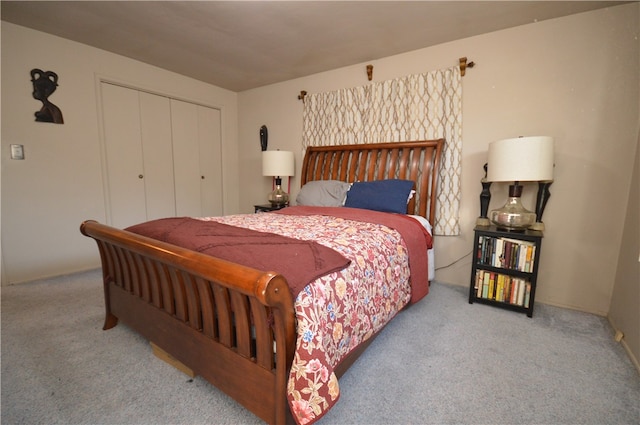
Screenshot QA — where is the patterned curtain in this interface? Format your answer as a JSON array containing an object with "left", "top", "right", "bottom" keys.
[{"left": 302, "top": 66, "right": 462, "bottom": 235}]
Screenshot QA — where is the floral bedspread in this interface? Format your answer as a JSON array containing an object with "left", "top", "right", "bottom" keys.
[{"left": 200, "top": 207, "right": 429, "bottom": 425}]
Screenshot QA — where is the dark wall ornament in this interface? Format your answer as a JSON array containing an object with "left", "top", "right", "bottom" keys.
[
  {"left": 259, "top": 125, "right": 268, "bottom": 151},
  {"left": 30, "top": 68, "right": 64, "bottom": 124}
]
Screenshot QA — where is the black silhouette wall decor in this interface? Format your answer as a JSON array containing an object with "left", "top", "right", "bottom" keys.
[
  {"left": 259, "top": 125, "right": 268, "bottom": 151},
  {"left": 30, "top": 68, "right": 64, "bottom": 124}
]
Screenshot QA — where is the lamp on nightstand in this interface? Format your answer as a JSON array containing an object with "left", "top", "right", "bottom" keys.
[
  {"left": 487, "top": 136, "right": 554, "bottom": 230},
  {"left": 262, "top": 150, "right": 295, "bottom": 206}
]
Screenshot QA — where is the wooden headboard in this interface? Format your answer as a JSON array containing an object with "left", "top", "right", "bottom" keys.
[{"left": 301, "top": 139, "right": 444, "bottom": 224}]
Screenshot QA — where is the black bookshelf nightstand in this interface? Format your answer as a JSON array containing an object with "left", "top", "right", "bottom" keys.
[
  {"left": 469, "top": 225, "right": 543, "bottom": 317},
  {"left": 254, "top": 204, "right": 287, "bottom": 213}
]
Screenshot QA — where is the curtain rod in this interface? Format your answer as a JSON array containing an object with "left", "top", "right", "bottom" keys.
[{"left": 297, "top": 57, "right": 474, "bottom": 102}]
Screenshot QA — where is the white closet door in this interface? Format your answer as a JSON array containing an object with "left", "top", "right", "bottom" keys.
[
  {"left": 101, "top": 83, "right": 147, "bottom": 228},
  {"left": 198, "top": 106, "right": 223, "bottom": 217},
  {"left": 171, "top": 99, "right": 223, "bottom": 217},
  {"left": 139, "top": 92, "right": 176, "bottom": 220},
  {"left": 101, "top": 82, "right": 223, "bottom": 226}
]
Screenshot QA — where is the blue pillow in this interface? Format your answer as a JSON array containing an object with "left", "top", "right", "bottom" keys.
[{"left": 344, "top": 179, "right": 415, "bottom": 214}]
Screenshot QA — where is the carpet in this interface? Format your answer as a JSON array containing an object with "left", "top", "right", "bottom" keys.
[{"left": 2, "top": 269, "right": 638, "bottom": 424}]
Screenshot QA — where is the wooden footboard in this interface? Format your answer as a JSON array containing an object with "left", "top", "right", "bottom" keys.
[{"left": 80, "top": 220, "right": 296, "bottom": 425}]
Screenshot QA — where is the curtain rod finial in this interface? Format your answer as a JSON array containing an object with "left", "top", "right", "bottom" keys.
[
  {"left": 459, "top": 57, "right": 475, "bottom": 76},
  {"left": 298, "top": 90, "right": 307, "bottom": 102}
]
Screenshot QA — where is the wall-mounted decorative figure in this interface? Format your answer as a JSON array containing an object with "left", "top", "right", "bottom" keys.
[
  {"left": 30, "top": 68, "right": 64, "bottom": 124},
  {"left": 259, "top": 125, "right": 268, "bottom": 151},
  {"left": 476, "top": 163, "right": 492, "bottom": 226}
]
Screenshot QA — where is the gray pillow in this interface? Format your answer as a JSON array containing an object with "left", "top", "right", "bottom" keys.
[{"left": 295, "top": 180, "right": 351, "bottom": 207}]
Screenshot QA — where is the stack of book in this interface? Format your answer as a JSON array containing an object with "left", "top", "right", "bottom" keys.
[
  {"left": 476, "top": 236, "right": 536, "bottom": 272},
  {"left": 473, "top": 270, "right": 531, "bottom": 307}
]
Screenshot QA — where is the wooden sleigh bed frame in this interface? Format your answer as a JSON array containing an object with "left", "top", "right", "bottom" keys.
[{"left": 80, "top": 139, "right": 443, "bottom": 425}]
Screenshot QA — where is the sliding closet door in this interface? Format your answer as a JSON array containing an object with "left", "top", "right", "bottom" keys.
[
  {"left": 101, "top": 83, "right": 147, "bottom": 228},
  {"left": 101, "top": 82, "right": 223, "bottom": 227},
  {"left": 101, "top": 83, "right": 175, "bottom": 228},
  {"left": 197, "top": 105, "right": 223, "bottom": 217},
  {"left": 171, "top": 99, "right": 223, "bottom": 217},
  {"left": 139, "top": 92, "right": 176, "bottom": 220}
]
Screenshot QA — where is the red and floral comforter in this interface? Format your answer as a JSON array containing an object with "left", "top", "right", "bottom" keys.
[{"left": 200, "top": 206, "right": 431, "bottom": 425}]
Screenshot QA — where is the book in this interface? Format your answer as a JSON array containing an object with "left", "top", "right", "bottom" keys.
[
  {"left": 517, "top": 279, "right": 526, "bottom": 306},
  {"left": 482, "top": 271, "right": 489, "bottom": 298},
  {"left": 504, "top": 276, "right": 513, "bottom": 303},
  {"left": 488, "top": 272, "right": 496, "bottom": 300},
  {"left": 527, "top": 246, "right": 536, "bottom": 272},
  {"left": 494, "top": 238, "right": 504, "bottom": 267},
  {"left": 504, "top": 241, "right": 512, "bottom": 269},
  {"left": 489, "top": 236, "right": 495, "bottom": 265},
  {"left": 510, "top": 278, "right": 519, "bottom": 304},
  {"left": 480, "top": 236, "right": 488, "bottom": 264},
  {"left": 524, "top": 282, "right": 531, "bottom": 308},
  {"left": 518, "top": 247, "right": 528, "bottom": 272}
]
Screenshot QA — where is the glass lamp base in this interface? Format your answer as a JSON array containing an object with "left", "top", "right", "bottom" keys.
[
  {"left": 490, "top": 197, "right": 536, "bottom": 229},
  {"left": 268, "top": 185, "right": 289, "bottom": 206}
]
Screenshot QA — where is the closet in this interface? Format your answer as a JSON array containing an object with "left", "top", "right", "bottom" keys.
[{"left": 100, "top": 82, "right": 223, "bottom": 229}]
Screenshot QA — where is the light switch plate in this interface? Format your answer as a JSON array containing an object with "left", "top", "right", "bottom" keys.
[{"left": 10, "top": 144, "right": 24, "bottom": 160}]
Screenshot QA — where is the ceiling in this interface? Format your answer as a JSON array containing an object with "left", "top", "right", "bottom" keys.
[{"left": 0, "top": 1, "right": 625, "bottom": 92}]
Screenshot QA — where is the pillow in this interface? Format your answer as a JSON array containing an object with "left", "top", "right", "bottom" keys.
[
  {"left": 344, "top": 179, "right": 415, "bottom": 214},
  {"left": 295, "top": 180, "right": 351, "bottom": 207}
]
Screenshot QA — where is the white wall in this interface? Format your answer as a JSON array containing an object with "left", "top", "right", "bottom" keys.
[
  {"left": 1, "top": 22, "right": 240, "bottom": 285},
  {"left": 238, "top": 4, "right": 639, "bottom": 315}
]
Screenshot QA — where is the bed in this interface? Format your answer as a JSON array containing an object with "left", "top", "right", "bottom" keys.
[{"left": 80, "top": 139, "right": 443, "bottom": 425}]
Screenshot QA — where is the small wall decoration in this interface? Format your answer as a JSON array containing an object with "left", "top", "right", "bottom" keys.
[
  {"left": 259, "top": 125, "right": 268, "bottom": 151},
  {"left": 30, "top": 68, "right": 64, "bottom": 124}
]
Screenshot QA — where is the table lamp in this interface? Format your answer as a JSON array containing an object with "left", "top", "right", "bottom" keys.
[
  {"left": 487, "top": 136, "right": 554, "bottom": 230},
  {"left": 262, "top": 150, "right": 295, "bottom": 206}
]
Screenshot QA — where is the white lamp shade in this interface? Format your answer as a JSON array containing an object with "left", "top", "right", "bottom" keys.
[
  {"left": 487, "top": 136, "right": 554, "bottom": 182},
  {"left": 262, "top": 150, "right": 295, "bottom": 177}
]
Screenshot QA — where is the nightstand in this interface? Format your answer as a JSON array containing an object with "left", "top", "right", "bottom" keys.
[
  {"left": 254, "top": 204, "right": 287, "bottom": 213},
  {"left": 469, "top": 225, "right": 543, "bottom": 317}
]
